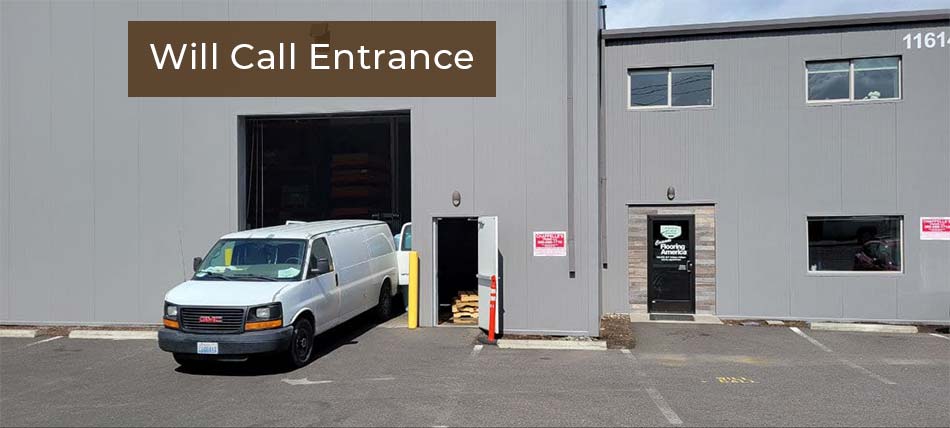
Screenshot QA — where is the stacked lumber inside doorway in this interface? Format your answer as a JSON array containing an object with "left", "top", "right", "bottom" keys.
[{"left": 451, "top": 292, "right": 479, "bottom": 324}]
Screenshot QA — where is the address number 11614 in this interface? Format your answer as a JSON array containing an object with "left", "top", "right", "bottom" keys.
[{"left": 904, "top": 32, "right": 949, "bottom": 49}]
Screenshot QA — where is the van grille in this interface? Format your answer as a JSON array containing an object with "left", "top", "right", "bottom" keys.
[{"left": 179, "top": 307, "right": 245, "bottom": 334}]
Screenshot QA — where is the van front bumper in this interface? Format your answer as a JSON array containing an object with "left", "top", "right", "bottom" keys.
[{"left": 158, "top": 326, "right": 294, "bottom": 356}]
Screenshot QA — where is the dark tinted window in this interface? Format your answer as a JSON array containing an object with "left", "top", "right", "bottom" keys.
[
  {"left": 807, "top": 61, "right": 850, "bottom": 101},
  {"left": 629, "top": 69, "right": 668, "bottom": 107},
  {"left": 671, "top": 66, "right": 712, "bottom": 106},
  {"left": 853, "top": 57, "right": 899, "bottom": 100},
  {"left": 807, "top": 216, "right": 902, "bottom": 272}
]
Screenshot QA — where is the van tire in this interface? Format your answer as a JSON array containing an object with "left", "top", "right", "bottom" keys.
[
  {"left": 286, "top": 318, "right": 314, "bottom": 369},
  {"left": 376, "top": 282, "right": 393, "bottom": 322}
]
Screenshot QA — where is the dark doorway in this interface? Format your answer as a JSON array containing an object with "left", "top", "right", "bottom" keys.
[
  {"left": 647, "top": 215, "right": 695, "bottom": 313},
  {"left": 242, "top": 112, "right": 410, "bottom": 234},
  {"left": 435, "top": 217, "right": 479, "bottom": 325}
]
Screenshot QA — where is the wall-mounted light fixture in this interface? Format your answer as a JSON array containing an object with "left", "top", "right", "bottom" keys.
[
  {"left": 452, "top": 190, "right": 461, "bottom": 207},
  {"left": 667, "top": 186, "right": 675, "bottom": 201}
]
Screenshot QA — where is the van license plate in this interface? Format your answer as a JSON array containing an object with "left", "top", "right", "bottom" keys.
[{"left": 197, "top": 342, "right": 219, "bottom": 355}]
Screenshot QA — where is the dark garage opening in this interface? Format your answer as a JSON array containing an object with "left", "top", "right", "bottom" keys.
[
  {"left": 242, "top": 112, "right": 410, "bottom": 234},
  {"left": 435, "top": 217, "right": 479, "bottom": 326}
]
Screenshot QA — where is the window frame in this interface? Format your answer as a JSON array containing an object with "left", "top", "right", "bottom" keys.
[
  {"left": 804, "top": 215, "right": 905, "bottom": 276},
  {"left": 627, "top": 65, "right": 714, "bottom": 110},
  {"left": 305, "top": 236, "right": 335, "bottom": 279},
  {"left": 805, "top": 56, "right": 902, "bottom": 104}
]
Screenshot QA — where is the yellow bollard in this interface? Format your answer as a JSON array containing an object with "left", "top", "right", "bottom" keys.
[{"left": 407, "top": 251, "right": 419, "bottom": 329}]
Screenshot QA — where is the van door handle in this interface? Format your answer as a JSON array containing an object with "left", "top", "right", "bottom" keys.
[
  {"left": 334, "top": 273, "right": 339, "bottom": 287},
  {"left": 687, "top": 261, "right": 693, "bottom": 273}
]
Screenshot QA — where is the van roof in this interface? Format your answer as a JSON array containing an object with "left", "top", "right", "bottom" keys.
[{"left": 220, "top": 220, "right": 387, "bottom": 240}]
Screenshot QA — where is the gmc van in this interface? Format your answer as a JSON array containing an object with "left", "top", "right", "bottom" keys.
[{"left": 158, "top": 220, "right": 398, "bottom": 368}]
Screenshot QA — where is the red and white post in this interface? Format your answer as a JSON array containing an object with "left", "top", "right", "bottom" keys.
[{"left": 488, "top": 274, "right": 498, "bottom": 343}]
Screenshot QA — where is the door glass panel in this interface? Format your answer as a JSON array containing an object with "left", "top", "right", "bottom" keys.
[{"left": 649, "top": 217, "right": 694, "bottom": 313}]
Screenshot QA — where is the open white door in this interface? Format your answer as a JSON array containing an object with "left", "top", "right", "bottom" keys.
[
  {"left": 477, "top": 216, "right": 499, "bottom": 333},
  {"left": 395, "top": 222, "right": 412, "bottom": 286}
]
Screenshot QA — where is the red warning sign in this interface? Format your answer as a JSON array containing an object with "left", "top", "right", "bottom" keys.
[
  {"left": 534, "top": 231, "right": 567, "bottom": 257},
  {"left": 920, "top": 217, "right": 950, "bottom": 240}
]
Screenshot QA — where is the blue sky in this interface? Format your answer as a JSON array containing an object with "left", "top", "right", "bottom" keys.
[{"left": 605, "top": 0, "right": 950, "bottom": 29}]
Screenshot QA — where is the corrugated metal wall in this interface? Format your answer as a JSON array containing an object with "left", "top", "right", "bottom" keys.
[
  {"left": 0, "top": 0, "right": 601, "bottom": 334},
  {"left": 603, "top": 21, "right": 950, "bottom": 322}
]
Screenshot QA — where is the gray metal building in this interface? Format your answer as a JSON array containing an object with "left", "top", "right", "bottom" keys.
[
  {"left": 602, "top": 11, "right": 950, "bottom": 323},
  {"left": 0, "top": 0, "right": 602, "bottom": 335},
  {"left": 0, "top": 2, "right": 947, "bottom": 332}
]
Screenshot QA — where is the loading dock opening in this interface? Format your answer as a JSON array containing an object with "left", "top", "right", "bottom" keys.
[{"left": 241, "top": 112, "right": 410, "bottom": 233}]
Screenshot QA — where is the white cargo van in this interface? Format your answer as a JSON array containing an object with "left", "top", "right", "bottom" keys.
[{"left": 158, "top": 220, "right": 398, "bottom": 368}]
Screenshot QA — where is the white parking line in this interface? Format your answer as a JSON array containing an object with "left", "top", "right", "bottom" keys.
[
  {"left": 838, "top": 358, "right": 897, "bottom": 385},
  {"left": 790, "top": 327, "right": 895, "bottom": 385},
  {"left": 930, "top": 333, "right": 950, "bottom": 342},
  {"left": 621, "top": 349, "right": 647, "bottom": 377},
  {"left": 621, "top": 349, "right": 681, "bottom": 424},
  {"left": 789, "top": 327, "right": 832, "bottom": 353},
  {"left": 281, "top": 378, "right": 333, "bottom": 386},
  {"left": 470, "top": 344, "right": 483, "bottom": 359},
  {"left": 645, "top": 387, "right": 684, "bottom": 425},
  {"left": 24, "top": 336, "right": 62, "bottom": 348},
  {"left": 365, "top": 377, "right": 396, "bottom": 382}
]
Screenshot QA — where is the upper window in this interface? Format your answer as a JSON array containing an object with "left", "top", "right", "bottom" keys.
[
  {"left": 807, "top": 216, "right": 903, "bottom": 273},
  {"left": 806, "top": 57, "right": 901, "bottom": 102},
  {"left": 629, "top": 66, "right": 713, "bottom": 108}
]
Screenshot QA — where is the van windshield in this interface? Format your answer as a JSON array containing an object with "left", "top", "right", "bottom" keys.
[{"left": 194, "top": 239, "right": 306, "bottom": 282}]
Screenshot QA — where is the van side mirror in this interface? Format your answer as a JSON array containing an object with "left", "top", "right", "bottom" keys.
[
  {"left": 312, "top": 258, "right": 331, "bottom": 275},
  {"left": 193, "top": 257, "right": 203, "bottom": 272}
]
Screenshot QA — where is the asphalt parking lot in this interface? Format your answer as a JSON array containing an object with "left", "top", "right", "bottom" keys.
[{"left": 1, "top": 315, "right": 948, "bottom": 427}]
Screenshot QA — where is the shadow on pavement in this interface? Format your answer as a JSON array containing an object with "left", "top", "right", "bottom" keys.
[{"left": 174, "top": 296, "right": 407, "bottom": 377}]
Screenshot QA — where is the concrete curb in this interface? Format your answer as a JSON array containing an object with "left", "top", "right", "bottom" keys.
[
  {"left": 810, "top": 322, "right": 918, "bottom": 334},
  {"left": 496, "top": 339, "right": 607, "bottom": 351},
  {"left": 68, "top": 330, "right": 158, "bottom": 340},
  {"left": 0, "top": 329, "right": 38, "bottom": 338}
]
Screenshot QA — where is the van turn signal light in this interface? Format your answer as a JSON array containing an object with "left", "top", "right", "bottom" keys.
[
  {"left": 245, "top": 320, "right": 282, "bottom": 331},
  {"left": 163, "top": 319, "right": 180, "bottom": 329}
]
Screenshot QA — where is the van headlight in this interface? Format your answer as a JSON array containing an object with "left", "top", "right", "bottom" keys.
[
  {"left": 163, "top": 302, "right": 180, "bottom": 329},
  {"left": 255, "top": 307, "right": 271, "bottom": 319},
  {"left": 165, "top": 303, "right": 179, "bottom": 318},
  {"left": 246, "top": 303, "right": 283, "bottom": 331}
]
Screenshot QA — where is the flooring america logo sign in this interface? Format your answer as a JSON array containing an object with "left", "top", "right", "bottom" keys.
[{"left": 660, "top": 225, "right": 682, "bottom": 240}]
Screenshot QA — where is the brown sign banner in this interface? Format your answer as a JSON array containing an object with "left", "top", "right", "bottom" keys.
[{"left": 128, "top": 21, "right": 496, "bottom": 97}]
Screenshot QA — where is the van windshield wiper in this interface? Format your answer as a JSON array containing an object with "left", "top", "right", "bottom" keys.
[
  {"left": 195, "top": 271, "right": 234, "bottom": 281},
  {"left": 231, "top": 274, "right": 278, "bottom": 282}
]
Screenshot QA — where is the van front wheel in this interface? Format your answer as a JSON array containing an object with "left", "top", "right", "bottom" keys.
[
  {"left": 376, "top": 282, "right": 393, "bottom": 322},
  {"left": 286, "top": 318, "right": 314, "bottom": 369}
]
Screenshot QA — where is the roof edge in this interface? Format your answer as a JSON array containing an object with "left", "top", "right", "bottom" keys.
[{"left": 603, "top": 9, "right": 950, "bottom": 41}]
